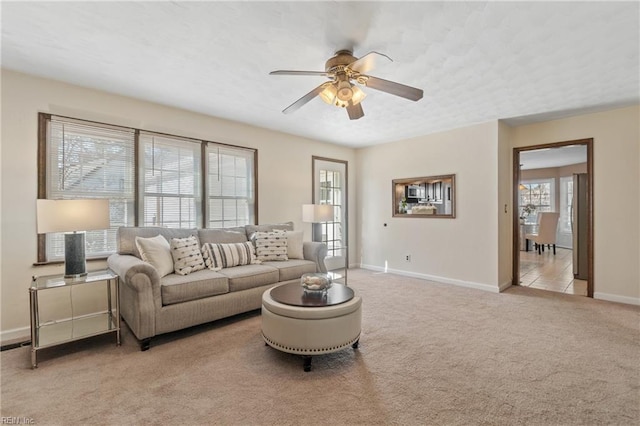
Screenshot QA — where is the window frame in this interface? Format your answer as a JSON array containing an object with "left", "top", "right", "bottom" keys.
[
  {"left": 37, "top": 113, "right": 258, "bottom": 264},
  {"left": 206, "top": 143, "right": 257, "bottom": 229},
  {"left": 138, "top": 131, "right": 204, "bottom": 229},
  {"left": 519, "top": 178, "right": 556, "bottom": 224}
]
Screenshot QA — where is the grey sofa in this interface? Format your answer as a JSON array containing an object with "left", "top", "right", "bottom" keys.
[{"left": 107, "top": 223, "right": 327, "bottom": 350}]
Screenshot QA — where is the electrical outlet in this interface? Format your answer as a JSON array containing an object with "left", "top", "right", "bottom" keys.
[{"left": 405, "top": 254, "right": 411, "bottom": 262}]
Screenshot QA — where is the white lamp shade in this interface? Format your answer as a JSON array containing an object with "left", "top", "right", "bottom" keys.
[
  {"left": 37, "top": 199, "right": 110, "bottom": 234},
  {"left": 302, "top": 204, "right": 334, "bottom": 223}
]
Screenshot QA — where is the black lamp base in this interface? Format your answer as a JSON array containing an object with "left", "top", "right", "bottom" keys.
[
  {"left": 64, "top": 232, "right": 87, "bottom": 278},
  {"left": 311, "top": 222, "right": 323, "bottom": 243}
]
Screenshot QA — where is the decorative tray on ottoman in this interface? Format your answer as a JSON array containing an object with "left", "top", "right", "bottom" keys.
[{"left": 300, "top": 273, "right": 332, "bottom": 292}]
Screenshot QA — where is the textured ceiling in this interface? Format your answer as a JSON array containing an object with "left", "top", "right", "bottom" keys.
[{"left": 2, "top": 1, "right": 638, "bottom": 148}]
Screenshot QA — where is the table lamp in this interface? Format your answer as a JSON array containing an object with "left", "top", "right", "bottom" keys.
[
  {"left": 36, "top": 199, "right": 110, "bottom": 278},
  {"left": 302, "top": 204, "right": 334, "bottom": 242}
]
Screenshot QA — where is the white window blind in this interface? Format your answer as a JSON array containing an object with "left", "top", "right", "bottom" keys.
[
  {"left": 46, "top": 116, "right": 135, "bottom": 260},
  {"left": 40, "top": 114, "right": 257, "bottom": 262},
  {"left": 207, "top": 144, "right": 255, "bottom": 228},
  {"left": 139, "top": 133, "right": 202, "bottom": 228}
]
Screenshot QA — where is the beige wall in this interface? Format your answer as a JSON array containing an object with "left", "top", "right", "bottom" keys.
[
  {"left": 356, "top": 121, "right": 501, "bottom": 292},
  {"left": 2, "top": 69, "right": 638, "bottom": 342},
  {"left": 497, "top": 121, "right": 513, "bottom": 289},
  {"left": 0, "top": 70, "right": 357, "bottom": 341},
  {"left": 510, "top": 106, "right": 640, "bottom": 304},
  {"left": 356, "top": 105, "right": 639, "bottom": 305}
]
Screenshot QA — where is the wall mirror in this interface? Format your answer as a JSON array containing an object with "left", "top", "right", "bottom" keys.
[{"left": 392, "top": 174, "right": 456, "bottom": 218}]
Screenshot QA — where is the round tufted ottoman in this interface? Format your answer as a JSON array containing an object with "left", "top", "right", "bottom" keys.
[{"left": 261, "top": 283, "right": 362, "bottom": 372}]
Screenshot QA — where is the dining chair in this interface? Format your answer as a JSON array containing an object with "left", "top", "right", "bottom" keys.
[{"left": 524, "top": 212, "right": 560, "bottom": 255}]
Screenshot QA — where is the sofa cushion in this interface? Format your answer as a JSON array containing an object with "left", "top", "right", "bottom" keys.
[
  {"left": 170, "top": 235, "right": 206, "bottom": 275},
  {"left": 217, "top": 264, "right": 279, "bottom": 292},
  {"left": 198, "top": 228, "right": 248, "bottom": 244},
  {"left": 135, "top": 235, "right": 174, "bottom": 277},
  {"left": 254, "top": 230, "right": 288, "bottom": 261},
  {"left": 261, "top": 259, "right": 317, "bottom": 282},
  {"left": 118, "top": 227, "right": 197, "bottom": 258},
  {"left": 160, "top": 269, "right": 229, "bottom": 305},
  {"left": 201, "top": 242, "right": 260, "bottom": 271}
]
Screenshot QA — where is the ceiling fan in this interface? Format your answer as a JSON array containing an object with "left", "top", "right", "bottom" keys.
[{"left": 270, "top": 50, "right": 424, "bottom": 120}]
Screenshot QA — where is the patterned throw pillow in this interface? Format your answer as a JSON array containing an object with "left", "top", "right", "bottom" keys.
[
  {"left": 170, "top": 235, "right": 205, "bottom": 276},
  {"left": 254, "top": 230, "right": 288, "bottom": 261},
  {"left": 201, "top": 242, "right": 261, "bottom": 271}
]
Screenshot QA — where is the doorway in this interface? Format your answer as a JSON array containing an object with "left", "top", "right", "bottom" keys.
[
  {"left": 312, "top": 156, "right": 348, "bottom": 279},
  {"left": 512, "top": 139, "right": 594, "bottom": 297}
]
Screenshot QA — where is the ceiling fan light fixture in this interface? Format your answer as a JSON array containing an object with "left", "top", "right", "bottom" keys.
[
  {"left": 320, "top": 83, "right": 338, "bottom": 105},
  {"left": 350, "top": 85, "right": 366, "bottom": 106},
  {"left": 336, "top": 80, "right": 353, "bottom": 102},
  {"left": 270, "top": 49, "right": 422, "bottom": 118}
]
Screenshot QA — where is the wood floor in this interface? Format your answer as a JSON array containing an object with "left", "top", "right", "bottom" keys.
[{"left": 519, "top": 247, "right": 588, "bottom": 296}]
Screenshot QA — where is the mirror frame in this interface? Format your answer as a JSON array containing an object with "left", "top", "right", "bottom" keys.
[{"left": 392, "top": 174, "right": 456, "bottom": 218}]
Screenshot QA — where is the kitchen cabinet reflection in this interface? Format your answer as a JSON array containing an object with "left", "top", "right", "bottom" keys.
[{"left": 393, "top": 174, "right": 456, "bottom": 218}]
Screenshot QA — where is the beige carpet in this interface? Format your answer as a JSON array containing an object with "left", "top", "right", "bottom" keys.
[{"left": 1, "top": 269, "right": 639, "bottom": 425}]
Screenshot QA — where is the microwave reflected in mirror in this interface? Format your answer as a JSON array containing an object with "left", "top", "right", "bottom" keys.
[{"left": 393, "top": 174, "right": 456, "bottom": 218}]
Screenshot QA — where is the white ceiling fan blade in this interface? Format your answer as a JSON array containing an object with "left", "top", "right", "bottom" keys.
[
  {"left": 282, "top": 83, "right": 327, "bottom": 114},
  {"left": 363, "top": 75, "right": 423, "bottom": 101},
  {"left": 349, "top": 51, "right": 392, "bottom": 74}
]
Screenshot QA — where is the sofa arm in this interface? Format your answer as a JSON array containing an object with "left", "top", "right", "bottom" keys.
[
  {"left": 303, "top": 241, "right": 328, "bottom": 273},
  {"left": 107, "top": 254, "right": 161, "bottom": 340}
]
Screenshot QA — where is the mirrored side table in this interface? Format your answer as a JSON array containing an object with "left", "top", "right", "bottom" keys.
[
  {"left": 29, "top": 269, "right": 120, "bottom": 368},
  {"left": 325, "top": 245, "right": 348, "bottom": 286}
]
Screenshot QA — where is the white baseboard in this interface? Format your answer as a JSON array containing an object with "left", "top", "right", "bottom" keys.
[
  {"left": 360, "top": 264, "right": 501, "bottom": 293},
  {"left": 1, "top": 326, "right": 30, "bottom": 346},
  {"left": 359, "top": 267, "right": 639, "bottom": 305},
  {"left": 594, "top": 292, "right": 640, "bottom": 306}
]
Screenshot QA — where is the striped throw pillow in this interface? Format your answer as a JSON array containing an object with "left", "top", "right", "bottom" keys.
[
  {"left": 201, "top": 242, "right": 260, "bottom": 271},
  {"left": 170, "top": 235, "right": 205, "bottom": 276}
]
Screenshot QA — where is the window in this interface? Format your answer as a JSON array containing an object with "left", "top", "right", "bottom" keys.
[
  {"left": 319, "top": 169, "right": 343, "bottom": 258},
  {"left": 139, "top": 133, "right": 202, "bottom": 228},
  {"left": 519, "top": 179, "right": 555, "bottom": 224},
  {"left": 559, "top": 176, "right": 573, "bottom": 234},
  {"left": 207, "top": 145, "right": 255, "bottom": 228},
  {"left": 556, "top": 176, "right": 574, "bottom": 248},
  {"left": 38, "top": 114, "right": 257, "bottom": 262},
  {"left": 42, "top": 116, "right": 135, "bottom": 261}
]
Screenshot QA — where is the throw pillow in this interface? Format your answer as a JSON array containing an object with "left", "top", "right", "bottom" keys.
[
  {"left": 170, "top": 235, "right": 205, "bottom": 276},
  {"left": 135, "top": 235, "right": 174, "bottom": 277},
  {"left": 254, "top": 230, "right": 288, "bottom": 261},
  {"left": 201, "top": 242, "right": 261, "bottom": 271},
  {"left": 245, "top": 222, "right": 294, "bottom": 238},
  {"left": 284, "top": 230, "right": 304, "bottom": 259}
]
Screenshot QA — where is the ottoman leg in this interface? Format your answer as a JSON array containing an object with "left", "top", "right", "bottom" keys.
[
  {"left": 352, "top": 339, "right": 360, "bottom": 349},
  {"left": 303, "top": 355, "right": 312, "bottom": 372}
]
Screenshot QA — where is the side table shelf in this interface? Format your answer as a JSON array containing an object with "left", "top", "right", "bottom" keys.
[
  {"left": 325, "top": 245, "right": 348, "bottom": 286},
  {"left": 30, "top": 269, "right": 120, "bottom": 368}
]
